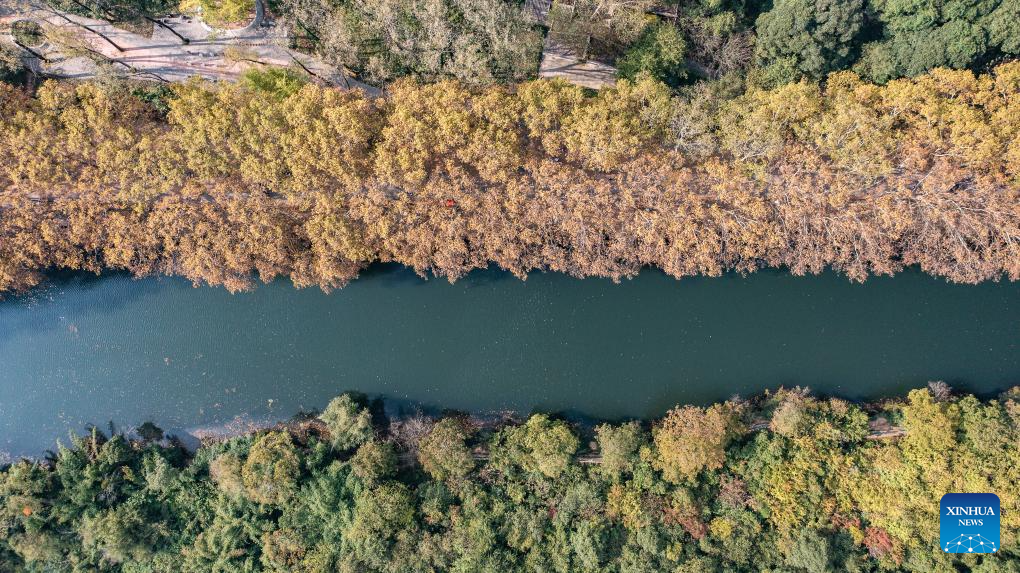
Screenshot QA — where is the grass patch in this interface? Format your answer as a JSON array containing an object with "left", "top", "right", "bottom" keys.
[
  {"left": 11, "top": 21, "right": 44, "bottom": 48},
  {"left": 182, "top": 0, "right": 255, "bottom": 27}
]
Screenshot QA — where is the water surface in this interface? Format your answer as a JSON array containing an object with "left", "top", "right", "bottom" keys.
[{"left": 1, "top": 266, "right": 1019, "bottom": 456}]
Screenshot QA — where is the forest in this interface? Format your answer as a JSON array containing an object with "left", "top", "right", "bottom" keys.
[
  {"left": 1, "top": 385, "right": 1017, "bottom": 571},
  {"left": 1, "top": 60, "right": 1020, "bottom": 294}
]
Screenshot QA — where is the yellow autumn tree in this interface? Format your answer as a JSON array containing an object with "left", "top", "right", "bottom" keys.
[{"left": 652, "top": 403, "right": 743, "bottom": 483}]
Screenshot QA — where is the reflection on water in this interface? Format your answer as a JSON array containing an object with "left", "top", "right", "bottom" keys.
[{"left": 1, "top": 265, "right": 1019, "bottom": 456}]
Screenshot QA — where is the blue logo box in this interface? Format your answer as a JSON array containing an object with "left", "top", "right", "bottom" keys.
[{"left": 941, "top": 493, "right": 1000, "bottom": 553}]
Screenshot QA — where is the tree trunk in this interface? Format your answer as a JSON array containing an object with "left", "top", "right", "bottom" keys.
[
  {"left": 67, "top": 0, "right": 117, "bottom": 21},
  {"left": 50, "top": 9, "right": 125, "bottom": 52},
  {"left": 141, "top": 14, "right": 189, "bottom": 44},
  {"left": 12, "top": 39, "right": 48, "bottom": 62},
  {"left": 68, "top": 0, "right": 189, "bottom": 45},
  {"left": 57, "top": 34, "right": 168, "bottom": 82},
  {"left": 295, "top": 18, "right": 320, "bottom": 43},
  {"left": 289, "top": 52, "right": 342, "bottom": 87}
]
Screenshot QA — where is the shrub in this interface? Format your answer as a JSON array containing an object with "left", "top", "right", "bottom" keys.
[
  {"left": 187, "top": 0, "right": 254, "bottom": 26},
  {"left": 240, "top": 67, "right": 308, "bottom": 100},
  {"left": 617, "top": 23, "right": 687, "bottom": 87}
]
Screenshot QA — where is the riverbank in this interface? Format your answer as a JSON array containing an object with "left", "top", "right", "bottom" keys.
[
  {"left": 0, "top": 384, "right": 912, "bottom": 466},
  {"left": 143, "top": 387, "right": 915, "bottom": 457},
  {"left": 1, "top": 385, "right": 1015, "bottom": 570}
]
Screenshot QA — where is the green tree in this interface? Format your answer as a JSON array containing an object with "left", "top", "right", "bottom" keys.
[
  {"left": 417, "top": 418, "right": 475, "bottom": 482},
  {"left": 141, "top": 451, "right": 178, "bottom": 493},
  {"left": 136, "top": 421, "right": 164, "bottom": 442},
  {"left": 188, "top": 0, "right": 254, "bottom": 26},
  {"left": 183, "top": 494, "right": 274, "bottom": 570},
  {"left": 855, "top": 0, "right": 1020, "bottom": 82},
  {"left": 617, "top": 23, "right": 688, "bottom": 86},
  {"left": 241, "top": 67, "right": 308, "bottom": 100},
  {"left": 286, "top": 460, "right": 357, "bottom": 566},
  {"left": 0, "top": 461, "right": 69, "bottom": 566},
  {"left": 79, "top": 501, "right": 158, "bottom": 564},
  {"left": 350, "top": 440, "right": 398, "bottom": 485},
  {"left": 784, "top": 528, "right": 832, "bottom": 572},
  {"left": 10, "top": 21, "right": 44, "bottom": 49},
  {"left": 754, "top": 0, "right": 865, "bottom": 84},
  {"left": 595, "top": 421, "right": 645, "bottom": 478},
  {"left": 0, "top": 43, "right": 25, "bottom": 84},
  {"left": 242, "top": 431, "right": 301, "bottom": 505},
  {"left": 319, "top": 394, "right": 373, "bottom": 451},
  {"left": 612, "top": 22, "right": 685, "bottom": 86},
  {"left": 493, "top": 414, "right": 579, "bottom": 479},
  {"left": 346, "top": 483, "right": 417, "bottom": 569}
]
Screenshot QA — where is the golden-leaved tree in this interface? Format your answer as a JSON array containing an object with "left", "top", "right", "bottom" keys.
[{"left": 2, "top": 64, "right": 1020, "bottom": 294}]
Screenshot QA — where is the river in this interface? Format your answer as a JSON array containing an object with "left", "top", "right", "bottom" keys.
[{"left": 1, "top": 266, "right": 1019, "bottom": 456}]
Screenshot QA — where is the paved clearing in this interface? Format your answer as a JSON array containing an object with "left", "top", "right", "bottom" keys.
[
  {"left": 538, "top": 37, "right": 617, "bottom": 89},
  {"left": 1, "top": 0, "right": 372, "bottom": 90}
]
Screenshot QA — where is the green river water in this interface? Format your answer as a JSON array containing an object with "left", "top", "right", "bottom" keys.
[{"left": 1, "top": 266, "right": 1018, "bottom": 456}]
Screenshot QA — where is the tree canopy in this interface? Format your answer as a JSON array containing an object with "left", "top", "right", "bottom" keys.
[
  {"left": 278, "top": 0, "right": 544, "bottom": 86},
  {"left": 319, "top": 394, "right": 374, "bottom": 450},
  {"left": 1, "top": 386, "right": 1017, "bottom": 570},
  {"left": 754, "top": 0, "right": 866, "bottom": 84},
  {"left": 2, "top": 64, "right": 1020, "bottom": 295},
  {"left": 856, "top": 0, "right": 1020, "bottom": 82}
]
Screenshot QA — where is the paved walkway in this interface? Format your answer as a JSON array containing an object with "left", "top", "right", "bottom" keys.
[{"left": 0, "top": 0, "right": 374, "bottom": 91}]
